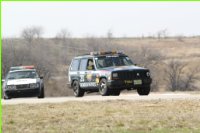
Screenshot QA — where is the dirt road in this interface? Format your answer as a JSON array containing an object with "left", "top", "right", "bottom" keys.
[{"left": 2, "top": 92, "right": 200, "bottom": 105}]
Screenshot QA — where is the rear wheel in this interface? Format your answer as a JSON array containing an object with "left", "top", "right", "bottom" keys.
[
  {"left": 3, "top": 93, "right": 11, "bottom": 100},
  {"left": 38, "top": 87, "right": 45, "bottom": 98},
  {"left": 99, "top": 78, "right": 110, "bottom": 96},
  {"left": 73, "top": 80, "right": 84, "bottom": 97},
  {"left": 137, "top": 87, "right": 150, "bottom": 96}
]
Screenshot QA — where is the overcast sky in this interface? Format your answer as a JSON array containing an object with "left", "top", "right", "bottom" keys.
[{"left": 2, "top": 2, "right": 200, "bottom": 38}]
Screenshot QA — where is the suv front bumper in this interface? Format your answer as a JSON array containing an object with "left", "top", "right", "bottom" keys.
[
  {"left": 107, "top": 78, "right": 152, "bottom": 89},
  {"left": 4, "top": 88, "right": 40, "bottom": 98}
]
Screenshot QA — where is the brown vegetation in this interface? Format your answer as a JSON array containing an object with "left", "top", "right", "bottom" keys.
[{"left": 2, "top": 28, "right": 200, "bottom": 96}]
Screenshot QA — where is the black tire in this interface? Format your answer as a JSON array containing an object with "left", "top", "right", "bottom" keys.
[
  {"left": 38, "top": 87, "right": 45, "bottom": 98},
  {"left": 99, "top": 78, "right": 110, "bottom": 96},
  {"left": 111, "top": 89, "right": 120, "bottom": 96},
  {"left": 72, "top": 80, "right": 84, "bottom": 97},
  {"left": 3, "top": 94, "right": 11, "bottom": 100},
  {"left": 137, "top": 87, "right": 150, "bottom": 96}
]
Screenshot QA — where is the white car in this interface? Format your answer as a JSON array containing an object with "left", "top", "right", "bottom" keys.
[{"left": 2, "top": 66, "right": 44, "bottom": 99}]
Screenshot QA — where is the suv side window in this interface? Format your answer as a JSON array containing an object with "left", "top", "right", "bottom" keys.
[
  {"left": 79, "top": 58, "right": 88, "bottom": 71},
  {"left": 87, "top": 59, "right": 95, "bottom": 70},
  {"left": 71, "top": 59, "right": 79, "bottom": 71}
]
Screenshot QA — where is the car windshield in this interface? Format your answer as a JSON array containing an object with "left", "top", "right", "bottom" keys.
[
  {"left": 7, "top": 70, "right": 38, "bottom": 80},
  {"left": 95, "top": 56, "right": 134, "bottom": 69}
]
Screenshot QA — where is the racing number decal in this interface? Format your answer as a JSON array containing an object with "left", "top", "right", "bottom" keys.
[
  {"left": 81, "top": 82, "right": 96, "bottom": 87},
  {"left": 80, "top": 75, "right": 84, "bottom": 82},
  {"left": 80, "top": 73, "right": 98, "bottom": 87}
]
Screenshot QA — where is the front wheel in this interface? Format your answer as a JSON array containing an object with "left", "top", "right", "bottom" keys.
[
  {"left": 38, "top": 87, "right": 45, "bottom": 98},
  {"left": 99, "top": 79, "right": 110, "bottom": 96},
  {"left": 73, "top": 81, "right": 84, "bottom": 97},
  {"left": 137, "top": 87, "right": 150, "bottom": 96}
]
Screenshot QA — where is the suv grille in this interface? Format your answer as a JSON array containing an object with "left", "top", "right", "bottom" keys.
[
  {"left": 117, "top": 70, "right": 148, "bottom": 80},
  {"left": 16, "top": 84, "right": 30, "bottom": 89}
]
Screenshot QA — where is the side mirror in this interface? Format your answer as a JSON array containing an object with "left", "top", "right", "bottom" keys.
[{"left": 40, "top": 76, "right": 43, "bottom": 79}]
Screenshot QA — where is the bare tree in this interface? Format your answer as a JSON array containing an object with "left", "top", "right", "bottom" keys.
[
  {"left": 165, "top": 60, "right": 200, "bottom": 91},
  {"left": 55, "top": 29, "right": 73, "bottom": 65},
  {"left": 32, "top": 26, "right": 43, "bottom": 39},
  {"left": 157, "top": 29, "right": 168, "bottom": 39},
  {"left": 183, "top": 67, "right": 200, "bottom": 91},
  {"left": 21, "top": 28, "right": 35, "bottom": 43},
  {"left": 164, "top": 60, "right": 186, "bottom": 91},
  {"left": 21, "top": 26, "right": 43, "bottom": 43},
  {"left": 55, "top": 29, "right": 71, "bottom": 42}
]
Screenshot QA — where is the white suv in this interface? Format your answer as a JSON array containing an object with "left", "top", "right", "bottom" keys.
[{"left": 2, "top": 66, "right": 44, "bottom": 99}]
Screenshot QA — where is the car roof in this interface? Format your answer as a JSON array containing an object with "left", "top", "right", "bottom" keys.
[
  {"left": 74, "top": 55, "right": 94, "bottom": 59},
  {"left": 74, "top": 53, "right": 127, "bottom": 59},
  {"left": 73, "top": 51, "right": 128, "bottom": 59}
]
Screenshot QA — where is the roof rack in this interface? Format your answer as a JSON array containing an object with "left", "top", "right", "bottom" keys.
[{"left": 90, "top": 51, "right": 123, "bottom": 56}]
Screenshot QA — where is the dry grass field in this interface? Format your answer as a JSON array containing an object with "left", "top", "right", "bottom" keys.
[{"left": 3, "top": 99, "right": 200, "bottom": 133}]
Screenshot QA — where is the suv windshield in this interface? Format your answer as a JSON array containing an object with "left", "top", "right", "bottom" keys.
[
  {"left": 7, "top": 70, "right": 38, "bottom": 80},
  {"left": 95, "top": 56, "right": 133, "bottom": 69}
]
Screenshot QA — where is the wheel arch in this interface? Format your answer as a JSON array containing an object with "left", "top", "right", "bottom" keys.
[
  {"left": 71, "top": 79, "right": 78, "bottom": 87},
  {"left": 99, "top": 76, "right": 107, "bottom": 81}
]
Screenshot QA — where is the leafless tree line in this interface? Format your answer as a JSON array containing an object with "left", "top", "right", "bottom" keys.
[{"left": 2, "top": 26, "right": 200, "bottom": 96}]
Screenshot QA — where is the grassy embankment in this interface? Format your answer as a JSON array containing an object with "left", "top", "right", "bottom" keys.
[{"left": 3, "top": 99, "right": 200, "bottom": 133}]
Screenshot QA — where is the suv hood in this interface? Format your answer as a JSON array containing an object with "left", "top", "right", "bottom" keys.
[
  {"left": 100, "top": 65, "right": 148, "bottom": 72},
  {"left": 7, "top": 78, "right": 37, "bottom": 85}
]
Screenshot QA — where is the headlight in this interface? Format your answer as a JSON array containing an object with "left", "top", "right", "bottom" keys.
[
  {"left": 146, "top": 72, "right": 151, "bottom": 77},
  {"left": 112, "top": 73, "right": 118, "bottom": 78},
  {"left": 108, "top": 75, "right": 111, "bottom": 80},
  {"left": 30, "top": 83, "right": 40, "bottom": 88},
  {"left": 6, "top": 85, "right": 16, "bottom": 90}
]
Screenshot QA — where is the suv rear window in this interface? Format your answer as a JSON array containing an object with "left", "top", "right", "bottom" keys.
[{"left": 71, "top": 59, "right": 79, "bottom": 71}]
